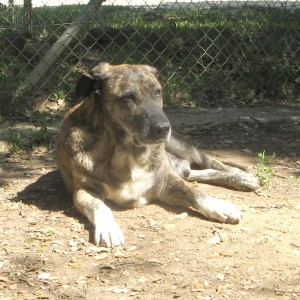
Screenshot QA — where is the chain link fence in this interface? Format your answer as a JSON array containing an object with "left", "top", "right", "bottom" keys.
[{"left": 0, "top": 0, "right": 299, "bottom": 115}]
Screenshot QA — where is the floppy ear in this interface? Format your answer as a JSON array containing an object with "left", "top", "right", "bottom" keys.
[
  {"left": 90, "top": 62, "right": 110, "bottom": 79},
  {"left": 75, "top": 73, "right": 96, "bottom": 100},
  {"left": 143, "top": 65, "right": 159, "bottom": 77}
]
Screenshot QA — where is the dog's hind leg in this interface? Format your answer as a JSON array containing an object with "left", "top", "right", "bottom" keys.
[
  {"left": 187, "top": 169, "right": 259, "bottom": 191},
  {"left": 73, "top": 189, "right": 124, "bottom": 247},
  {"left": 166, "top": 132, "right": 259, "bottom": 191},
  {"left": 160, "top": 174, "right": 242, "bottom": 224},
  {"left": 167, "top": 132, "right": 239, "bottom": 171}
]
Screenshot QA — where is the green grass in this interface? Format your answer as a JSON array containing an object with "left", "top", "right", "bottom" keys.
[
  {"left": 0, "top": 4, "right": 299, "bottom": 114},
  {"left": 255, "top": 151, "right": 276, "bottom": 187},
  {"left": 7, "top": 111, "right": 55, "bottom": 153}
]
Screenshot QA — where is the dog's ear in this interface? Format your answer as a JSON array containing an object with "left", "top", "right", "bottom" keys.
[
  {"left": 90, "top": 62, "right": 111, "bottom": 79},
  {"left": 143, "top": 65, "right": 159, "bottom": 77},
  {"left": 75, "top": 73, "right": 97, "bottom": 100},
  {"left": 75, "top": 63, "right": 111, "bottom": 100}
]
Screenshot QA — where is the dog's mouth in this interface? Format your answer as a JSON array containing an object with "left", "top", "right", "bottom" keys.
[
  {"left": 133, "top": 137, "right": 143, "bottom": 147},
  {"left": 133, "top": 134, "right": 170, "bottom": 147}
]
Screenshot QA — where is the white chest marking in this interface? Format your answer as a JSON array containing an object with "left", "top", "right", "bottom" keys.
[{"left": 105, "top": 155, "right": 154, "bottom": 205}]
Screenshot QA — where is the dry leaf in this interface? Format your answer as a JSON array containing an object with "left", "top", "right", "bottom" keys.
[
  {"left": 216, "top": 273, "right": 225, "bottom": 281},
  {"left": 149, "top": 219, "right": 158, "bottom": 226},
  {"left": 163, "top": 224, "right": 175, "bottom": 231},
  {"left": 112, "top": 288, "right": 128, "bottom": 294},
  {"left": 173, "top": 212, "right": 188, "bottom": 220},
  {"left": 38, "top": 272, "right": 50, "bottom": 280},
  {"left": 217, "top": 284, "right": 231, "bottom": 293},
  {"left": 70, "top": 246, "right": 78, "bottom": 252},
  {"left": 207, "top": 235, "right": 221, "bottom": 244},
  {"left": 68, "top": 240, "right": 77, "bottom": 247},
  {"left": 8, "top": 283, "right": 17, "bottom": 290},
  {"left": 95, "top": 253, "right": 109, "bottom": 260}
]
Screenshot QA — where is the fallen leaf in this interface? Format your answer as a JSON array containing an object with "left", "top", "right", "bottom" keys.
[
  {"left": 70, "top": 257, "right": 77, "bottom": 263},
  {"left": 0, "top": 276, "right": 10, "bottom": 282},
  {"left": 70, "top": 246, "right": 78, "bottom": 252},
  {"left": 207, "top": 235, "right": 221, "bottom": 244},
  {"left": 68, "top": 240, "right": 77, "bottom": 247},
  {"left": 112, "top": 288, "right": 128, "bottom": 294},
  {"left": 175, "top": 212, "right": 188, "bottom": 219},
  {"left": 98, "top": 264, "right": 115, "bottom": 270},
  {"left": 34, "top": 289, "right": 50, "bottom": 299},
  {"left": 38, "top": 272, "right": 50, "bottom": 280},
  {"left": 208, "top": 232, "right": 228, "bottom": 244},
  {"left": 8, "top": 283, "right": 17, "bottom": 290},
  {"left": 216, "top": 273, "right": 225, "bottom": 281},
  {"left": 194, "top": 283, "right": 204, "bottom": 289},
  {"left": 219, "top": 252, "right": 232, "bottom": 257},
  {"left": 138, "top": 276, "right": 148, "bottom": 283},
  {"left": 148, "top": 219, "right": 158, "bottom": 226},
  {"left": 127, "top": 246, "right": 137, "bottom": 251},
  {"left": 163, "top": 224, "right": 175, "bottom": 231},
  {"left": 95, "top": 253, "right": 109, "bottom": 260},
  {"left": 217, "top": 284, "right": 231, "bottom": 293}
]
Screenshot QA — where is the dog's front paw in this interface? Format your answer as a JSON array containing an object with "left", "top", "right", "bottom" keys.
[
  {"left": 200, "top": 197, "right": 242, "bottom": 224},
  {"left": 93, "top": 205, "right": 124, "bottom": 247}
]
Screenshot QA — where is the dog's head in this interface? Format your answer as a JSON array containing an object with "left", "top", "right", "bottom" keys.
[{"left": 76, "top": 63, "right": 171, "bottom": 146}]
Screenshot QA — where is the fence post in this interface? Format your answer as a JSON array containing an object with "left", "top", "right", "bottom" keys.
[
  {"left": 18, "top": 0, "right": 104, "bottom": 94},
  {"left": 8, "top": 0, "right": 15, "bottom": 26},
  {"left": 23, "top": 0, "right": 32, "bottom": 35}
]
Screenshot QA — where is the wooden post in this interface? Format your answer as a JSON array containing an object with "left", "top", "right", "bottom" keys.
[
  {"left": 19, "top": 0, "right": 104, "bottom": 91},
  {"left": 23, "top": 0, "right": 32, "bottom": 35},
  {"left": 8, "top": 0, "right": 15, "bottom": 26}
]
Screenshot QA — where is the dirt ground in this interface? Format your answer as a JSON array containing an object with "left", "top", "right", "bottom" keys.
[{"left": 0, "top": 106, "right": 299, "bottom": 300}]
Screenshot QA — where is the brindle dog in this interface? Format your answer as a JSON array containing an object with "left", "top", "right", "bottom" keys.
[{"left": 57, "top": 63, "right": 259, "bottom": 247}]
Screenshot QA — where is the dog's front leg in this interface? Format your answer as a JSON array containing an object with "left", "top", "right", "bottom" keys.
[
  {"left": 160, "top": 174, "right": 242, "bottom": 224},
  {"left": 74, "top": 189, "right": 124, "bottom": 247}
]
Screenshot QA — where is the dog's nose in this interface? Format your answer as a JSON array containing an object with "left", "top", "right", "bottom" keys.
[{"left": 153, "top": 122, "right": 170, "bottom": 139}]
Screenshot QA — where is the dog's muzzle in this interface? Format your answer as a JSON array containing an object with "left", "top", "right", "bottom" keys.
[
  {"left": 152, "top": 121, "right": 171, "bottom": 141},
  {"left": 133, "top": 121, "right": 171, "bottom": 146}
]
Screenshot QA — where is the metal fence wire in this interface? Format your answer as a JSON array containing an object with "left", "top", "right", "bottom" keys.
[{"left": 0, "top": 0, "right": 299, "bottom": 114}]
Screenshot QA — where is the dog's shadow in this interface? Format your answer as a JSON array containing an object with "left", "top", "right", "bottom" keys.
[
  {"left": 12, "top": 170, "right": 73, "bottom": 212},
  {"left": 11, "top": 170, "right": 96, "bottom": 240},
  {"left": 11, "top": 170, "right": 102, "bottom": 242},
  {"left": 12, "top": 170, "right": 208, "bottom": 242}
]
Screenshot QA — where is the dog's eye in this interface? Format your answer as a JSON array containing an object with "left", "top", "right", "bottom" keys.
[
  {"left": 121, "top": 92, "right": 136, "bottom": 102},
  {"left": 155, "top": 89, "right": 161, "bottom": 97}
]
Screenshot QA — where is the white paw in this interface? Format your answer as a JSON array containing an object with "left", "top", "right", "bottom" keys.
[
  {"left": 201, "top": 197, "right": 242, "bottom": 224},
  {"left": 93, "top": 204, "right": 124, "bottom": 247},
  {"left": 237, "top": 171, "right": 260, "bottom": 191}
]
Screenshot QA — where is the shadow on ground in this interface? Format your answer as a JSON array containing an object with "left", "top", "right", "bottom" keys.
[{"left": 12, "top": 170, "right": 72, "bottom": 211}]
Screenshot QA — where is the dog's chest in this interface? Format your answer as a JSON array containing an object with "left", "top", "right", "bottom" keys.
[{"left": 104, "top": 153, "right": 155, "bottom": 205}]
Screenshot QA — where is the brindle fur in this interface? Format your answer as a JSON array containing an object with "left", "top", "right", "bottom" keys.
[{"left": 57, "top": 63, "right": 259, "bottom": 247}]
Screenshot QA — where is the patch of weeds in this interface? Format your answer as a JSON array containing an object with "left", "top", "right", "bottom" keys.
[
  {"left": 9, "top": 132, "right": 23, "bottom": 153},
  {"left": 255, "top": 150, "right": 276, "bottom": 187},
  {"left": 8, "top": 112, "right": 55, "bottom": 153},
  {"left": 288, "top": 176, "right": 300, "bottom": 189},
  {"left": 44, "top": 229, "right": 55, "bottom": 237},
  {"left": 29, "top": 111, "right": 55, "bottom": 150},
  {"left": 52, "top": 90, "right": 65, "bottom": 102},
  {"left": 28, "top": 126, "right": 53, "bottom": 150}
]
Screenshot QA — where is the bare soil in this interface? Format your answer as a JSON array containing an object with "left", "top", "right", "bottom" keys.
[{"left": 0, "top": 106, "right": 299, "bottom": 300}]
